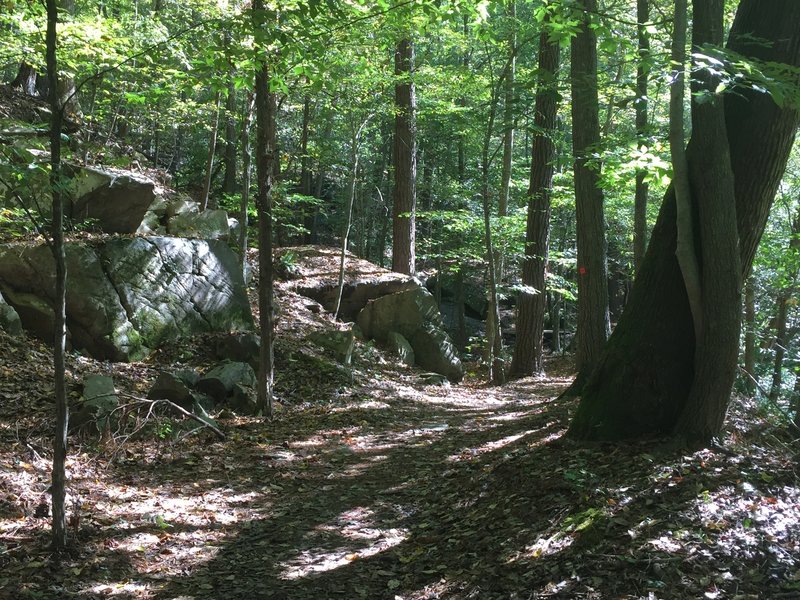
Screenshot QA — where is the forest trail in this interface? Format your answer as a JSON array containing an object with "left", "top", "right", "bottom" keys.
[
  {"left": 2, "top": 333, "right": 799, "bottom": 599},
  {"left": 1, "top": 250, "right": 799, "bottom": 599}
]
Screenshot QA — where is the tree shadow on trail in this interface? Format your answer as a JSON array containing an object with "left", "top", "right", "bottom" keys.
[{"left": 150, "top": 378, "right": 800, "bottom": 600}]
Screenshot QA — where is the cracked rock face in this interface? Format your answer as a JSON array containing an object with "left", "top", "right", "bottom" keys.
[{"left": 0, "top": 237, "right": 253, "bottom": 361}]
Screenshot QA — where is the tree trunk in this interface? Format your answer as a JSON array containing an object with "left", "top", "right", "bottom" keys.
[
  {"left": 670, "top": 0, "right": 703, "bottom": 340},
  {"left": 46, "top": 0, "right": 68, "bottom": 552},
  {"left": 568, "top": 0, "right": 800, "bottom": 442},
  {"left": 457, "top": 15, "right": 468, "bottom": 185},
  {"left": 335, "top": 116, "right": 369, "bottom": 319},
  {"left": 392, "top": 38, "right": 417, "bottom": 275},
  {"left": 793, "top": 371, "right": 800, "bottom": 430},
  {"left": 633, "top": 0, "right": 649, "bottom": 274},
  {"left": 743, "top": 276, "right": 756, "bottom": 394},
  {"left": 455, "top": 266, "right": 467, "bottom": 351},
  {"left": 200, "top": 91, "right": 222, "bottom": 211},
  {"left": 768, "top": 293, "right": 789, "bottom": 403},
  {"left": 223, "top": 65, "right": 238, "bottom": 195},
  {"left": 570, "top": 0, "right": 610, "bottom": 382},
  {"left": 498, "top": 0, "right": 516, "bottom": 220},
  {"left": 253, "top": 1, "right": 276, "bottom": 418},
  {"left": 10, "top": 62, "right": 38, "bottom": 96},
  {"left": 238, "top": 93, "right": 255, "bottom": 277},
  {"left": 510, "top": 26, "right": 560, "bottom": 378},
  {"left": 673, "top": 0, "right": 742, "bottom": 444},
  {"left": 767, "top": 211, "right": 800, "bottom": 402}
]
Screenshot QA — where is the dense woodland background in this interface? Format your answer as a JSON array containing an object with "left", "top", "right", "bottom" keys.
[{"left": 1, "top": 0, "right": 800, "bottom": 596}]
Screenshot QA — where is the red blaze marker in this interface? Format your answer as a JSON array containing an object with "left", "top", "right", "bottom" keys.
[{"left": 579, "top": 266, "right": 587, "bottom": 275}]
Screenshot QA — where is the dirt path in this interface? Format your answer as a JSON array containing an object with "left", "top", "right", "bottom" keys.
[
  {"left": 2, "top": 335, "right": 799, "bottom": 599},
  {"left": 131, "top": 373, "right": 574, "bottom": 600}
]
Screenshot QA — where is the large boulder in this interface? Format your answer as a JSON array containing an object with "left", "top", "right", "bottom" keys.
[
  {"left": 281, "top": 246, "right": 420, "bottom": 320},
  {"left": 68, "top": 166, "right": 156, "bottom": 234},
  {"left": 357, "top": 288, "right": 464, "bottom": 382},
  {"left": 0, "top": 237, "right": 253, "bottom": 361},
  {"left": 168, "top": 209, "right": 230, "bottom": 240},
  {"left": 387, "top": 331, "right": 415, "bottom": 367},
  {"left": 72, "top": 375, "right": 119, "bottom": 432},
  {"left": 0, "top": 290, "right": 23, "bottom": 336},
  {"left": 357, "top": 287, "right": 443, "bottom": 342},
  {"left": 409, "top": 326, "right": 464, "bottom": 383}
]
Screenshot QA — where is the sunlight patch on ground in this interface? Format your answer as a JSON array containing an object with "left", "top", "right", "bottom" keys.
[
  {"left": 509, "top": 531, "right": 575, "bottom": 561},
  {"left": 447, "top": 430, "right": 536, "bottom": 462},
  {"left": 329, "top": 400, "right": 392, "bottom": 411},
  {"left": 81, "top": 581, "right": 153, "bottom": 597},
  {"left": 280, "top": 506, "right": 408, "bottom": 579},
  {"left": 524, "top": 429, "right": 566, "bottom": 449},
  {"left": 486, "top": 409, "right": 542, "bottom": 422},
  {"left": 100, "top": 485, "right": 266, "bottom": 527}
]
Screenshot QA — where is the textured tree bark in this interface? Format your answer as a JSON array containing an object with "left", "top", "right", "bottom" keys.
[
  {"left": 568, "top": 0, "right": 800, "bottom": 442},
  {"left": 570, "top": 0, "right": 610, "bottom": 382},
  {"left": 392, "top": 38, "right": 417, "bottom": 275},
  {"left": 633, "top": 0, "right": 649, "bottom": 274},
  {"left": 510, "top": 27, "right": 560, "bottom": 378},
  {"left": 673, "top": 0, "right": 742, "bottom": 444},
  {"left": 253, "top": 1, "right": 276, "bottom": 418}
]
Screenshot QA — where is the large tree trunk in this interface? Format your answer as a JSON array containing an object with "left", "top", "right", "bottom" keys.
[
  {"left": 253, "top": 1, "right": 276, "bottom": 418},
  {"left": 633, "top": 0, "right": 649, "bottom": 274},
  {"left": 571, "top": 0, "right": 611, "bottom": 381},
  {"left": 392, "top": 38, "right": 417, "bottom": 275},
  {"left": 673, "top": 0, "right": 742, "bottom": 444},
  {"left": 510, "top": 27, "right": 560, "bottom": 378},
  {"left": 568, "top": 0, "right": 800, "bottom": 442}
]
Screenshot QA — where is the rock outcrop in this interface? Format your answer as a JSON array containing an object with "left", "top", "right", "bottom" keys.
[
  {"left": 357, "top": 287, "right": 464, "bottom": 382},
  {"left": 0, "top": 290, "right": 22, "bottom": 336},
  {"left": 68, "top": 166, "right": 155, "bottom": 233},
  {"left": 0, "top": 237, "right": 253, "bottom": 361},
  {"left": 279, "top": 246, "right": 419, "bottom": 320}
]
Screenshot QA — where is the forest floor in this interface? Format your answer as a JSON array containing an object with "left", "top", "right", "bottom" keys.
[{"left": 1, "top": 252, "right": 800, "bottom": 599}]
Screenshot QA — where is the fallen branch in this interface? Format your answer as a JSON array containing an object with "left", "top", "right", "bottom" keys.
[{"left": 115, "top": 392, "right": 227, "bottom": 440}]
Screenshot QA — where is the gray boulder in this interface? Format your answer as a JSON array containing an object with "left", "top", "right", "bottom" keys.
[
  {"left": 165, "top": 196, "right": 200, "bottom": 218},
  {"left": 215, "top": 332, "right": 261, "bottom": 367},
  {"left": 68, "top": 167, "right": 156, "bottom": 234},
  {"left": 387, "top": 331, "right": 415, "bottom": 367},
  {"left": 357, "top": 287, "right": 443, "bottom": 341},
  {"left": 309, "top": 329, "right": 356, "bottom": 365},
  {"left": 0, "top": 290, "right": 23, "bottom": 336},
  {"left": 196, "top": 361, "right": 257, "bottom": 404},
  {"left": 0, "top": 237, "right": 253, "bottom": 361},
  {"left": 72, "top": 375, "right": 119, "bottom": 432},
  {"left": 284, "top": 247, "right": 419, "bottom": 320},
  {"left": 168, "top": 209, "right": 230, "bottom": 240},
  {"left": 410, "top": 326, "right": 464, "bottom": 383},
  {"left": 357, "top": 287, "right": 464, "bottom": 383},
  {"left": 148, "top": 371, "right": 199, "bottom": 408}
]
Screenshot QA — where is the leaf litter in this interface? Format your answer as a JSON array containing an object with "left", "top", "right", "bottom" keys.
[{"left": 0, "top": 260, "right": 799, "bottom": 599}]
